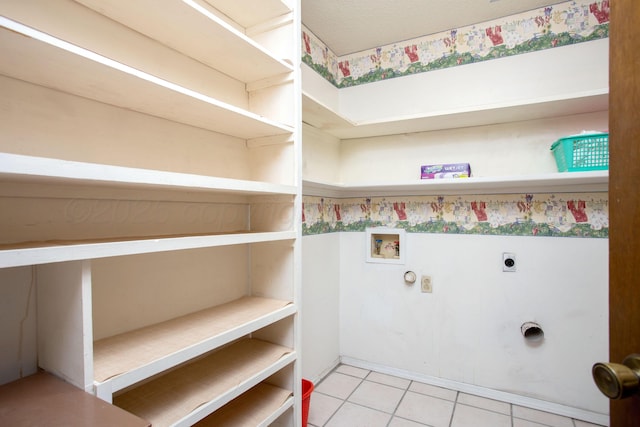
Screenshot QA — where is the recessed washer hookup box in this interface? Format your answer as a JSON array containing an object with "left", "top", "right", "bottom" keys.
[{"left": 420, "top": 163, "right": 471, "bottom": 179}]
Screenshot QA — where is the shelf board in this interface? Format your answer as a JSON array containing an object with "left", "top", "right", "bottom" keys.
[
  {"left": 205, "top": 0, "right": 291, "bottom": 28},
  {"left": 194, "top": 383, "right": 293, "bottom": 427},
  {"left": 94, "top": 296, "right": 296, "bottom": 399},
  {"left": 0, "top": 18, "right": 292, "bottom": 140},
  {"left": 0, "top": 153, "right": 297, "bottom": 196},
  {"left": 74, "top": 0, "right": 293, "bottom": 83},
  {"left": 0, "top": 372, "right": 151, "bottom": 427},
  {"left": 0, "top": 231, "right": 297, "bottom": 268},
  {"left": 303, "top": 171, "right": 608, "bottom": 197},
  {"left": 302, "top": 91, "right": 609, "bottom": 140},
  {"left": 113, "top": 338, "right": 295, "bottom": 427}
]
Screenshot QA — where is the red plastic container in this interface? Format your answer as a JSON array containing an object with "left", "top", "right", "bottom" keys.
[{"left": 302, "top": 379, "right": 314, "bottom": 427}]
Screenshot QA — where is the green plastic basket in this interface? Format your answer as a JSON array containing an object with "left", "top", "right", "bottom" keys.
[{"left": 550, "top": 132, "right": 609, "bottom": 172}]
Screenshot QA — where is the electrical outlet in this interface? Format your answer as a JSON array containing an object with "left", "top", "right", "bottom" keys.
[
  {"left": 421, "top": 275, "right": 432, "bottom": 293},
  {"left": 503, "top": 253, "right": 516, "bottom": 272}
]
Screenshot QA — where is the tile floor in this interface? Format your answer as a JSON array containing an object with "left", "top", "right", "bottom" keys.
[{"left": 307, "top": 364, "right": 606, "bottom": 427}]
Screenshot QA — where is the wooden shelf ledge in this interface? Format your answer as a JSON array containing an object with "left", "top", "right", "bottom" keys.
[
  {"left": 0, "top": 153, "right": 297, "bottom": 196},
  {"left": 0, "top": 231, "right": 297, "bottom": 268},
  {"left": 194, "top": 382, "right": 293, "bottom": 426},
  {"left": 303, "top": 171, "right": 608, "bottom": 197},
  {"left": 0, "top": 19, "right": 293, "bottom": 140},
  {"left": 75, "top": 0, "right": 294, "bottom": 83},
  {"left": 0, "top": 371, "right": 150, "bottom": 427},
  {"left": 94, "top": 297, "right": 295, "bottom": 398},
  {"left": 114, "top": 338, "right": 295, "bottom": 426}
]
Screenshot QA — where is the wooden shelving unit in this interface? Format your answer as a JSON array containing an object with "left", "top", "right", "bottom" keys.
[
  {"left": 0, "top": 18, "right": 292, "bottom": 142},
  {"left": 92, "top": 297, "right": 295, "bottom": 400},
  {"left": 113, "top": 339, "right": 295, "bottom": 426},
  {"left": 0, "top": 0, "right": 301, "bottom": 425}
]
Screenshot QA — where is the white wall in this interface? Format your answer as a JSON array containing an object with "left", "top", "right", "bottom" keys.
[
  {"left": 338, "top": 232, "right": 608, "bottom": 415},
  {"left": 339, "top": 39, "right": 608, "bottom": 124},
  {"left": 302, "top": 123, "right": 341, "bottom": 184},
  {"left": 339, "top": 111, "right": 608, "bottom": 183},
  {"left": 0, "top": 266, "right": 38, "bottom": 385},
  {"left": 301, "top": 233, "right": 341, "bottom": 383}
]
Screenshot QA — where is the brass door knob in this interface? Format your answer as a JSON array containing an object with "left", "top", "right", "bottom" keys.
[{"left": 592, "top": 354, "right": 640, "bottom": 399}]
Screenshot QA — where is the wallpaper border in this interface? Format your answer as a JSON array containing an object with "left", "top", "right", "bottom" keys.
[
  {"left": 302, "top": 193, "right": 609, "bottom": 238},
  {"left": 302, "top": 0, "right": 610, "bottom": 88}
]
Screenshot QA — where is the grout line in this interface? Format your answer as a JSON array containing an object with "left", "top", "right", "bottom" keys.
[
  {"left": 448, "top": 390, "right": 460, "bottom": 427},
  {"left": 454, "top": 398, "right": 515, "bottom": 418},
  {"left": 511, "top": 401, "right": 514, "bottom": 427},
  {"left": 512, "top": 401, "right": 516, "bottom": 427},
  {"left": 385, "top": 379, "right": 413, "bottom": 426}
]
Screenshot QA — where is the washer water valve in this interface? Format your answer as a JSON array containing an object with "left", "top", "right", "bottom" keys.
[{"left": 403, "top": 271, "right": 416, "bottom": 284}]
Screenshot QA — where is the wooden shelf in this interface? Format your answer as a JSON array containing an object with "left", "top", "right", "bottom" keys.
[
  {"left": 0, "top": 371, "right": 150, "bottom": 427},
  {"left": 303, "top": 171, "right": 608, "bottom": 197},
  {"left": 113, "top": 338, "right": 295, "bottom": 427},
  {"left": 302, "top": 90, "right": 609, "bottom": 140},
  {"left": 0, "top": 153, "right": 297, "bottom": 196},
  {"left": 194, "top": 383, "right": 293, "bottom": 426},
  {"left": 74, "top": 0, "right": 293, "bottom": 83},
  {"left": 94, "top": 297, "right": 295, "bottom": 400},
  {"left": 205, "top": 0, "right": 292, "bottom": 28},
  {"left": 0, "top": 231, "right": 296, "bottom": 268},
  {"left": 0, "top": 19, "right": 293, "bottom": 140}
]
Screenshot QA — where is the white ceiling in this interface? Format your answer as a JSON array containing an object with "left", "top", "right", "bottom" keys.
[{"left": 302, "top": 0, "right": 562, "bottom": 56}]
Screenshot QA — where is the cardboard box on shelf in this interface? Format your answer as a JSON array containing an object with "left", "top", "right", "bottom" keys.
[{"left": 420, "top": 163, "right": 471, "bottom": 179}]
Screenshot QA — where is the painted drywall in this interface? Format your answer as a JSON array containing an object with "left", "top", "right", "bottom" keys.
[
  {"left": 302, "top": 0, "right": 609, "bottom": 88},
  {"left": 303, "top": 107, "right": 609, "bottom": 185},
  {"left": 338, "top": 111, "right": 608, "bottom": 183},
  {"left": 338, "top": 231, "right": 608, "bottom": 414},
  {"left": 337, "top": 39, "right": 608, "bottom": 123},
  {"left": 301, "top": 123, "right": 341, "bottom": 184},
  {"left": 301, "top": 233, "right": 341, "bottom": 383},
  {"left": 0, "top": 266, "right": 37, "bottom": 385},
  {"left": 302, "top": 38, "right": 609, "bottom": 184}
]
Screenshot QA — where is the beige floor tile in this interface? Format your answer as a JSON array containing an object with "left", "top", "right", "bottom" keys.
[
  {"left": 513, "top": 418, "right": 550, "bottom": 427},
  {"left": 451, "top": 404, "right": 512, "bottom": 427},
  {"left": 308, "top": 392, "right": 343, "bottom": 426},
  {"left": 388, "top": 416, "right": 429, "bottom": 426},
  {"left": 408, "top": 381, "right": 458, "bottom": 401},
  {"left": 513, "top": 405, "right": 574, "bottom": 427},
  {"left": 348, "top": 380, "right": 405, "bottom": 413},
  {"left": 366, "top": 371, "right": 411, "bottom": 389},
  {"left": 574, "top": 420, "right": 607, "bottom": 427},
  {"left": 336, "top": 364, "right": 370, "bottom": 378},
  {"left": 325, "top": 402, "right": 392, "bottom": 427},
  {"left": 457, "top": 393, "right": 511, "bottom": 415},
  {"left": 316, "top": 372, "right": 362, "bottom": 400},
  {"left": 395, "top": 391, "right": 454, "bottom": 427}
]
